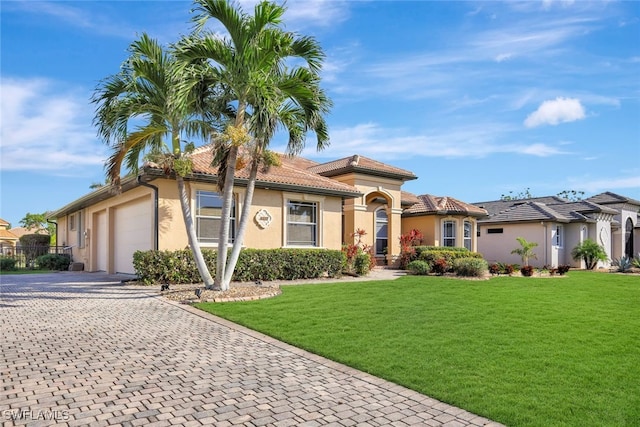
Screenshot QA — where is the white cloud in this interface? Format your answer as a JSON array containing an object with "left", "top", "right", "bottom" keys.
[
  {"left": 569, "top": 175, "right": 640, "bottom": 193},
  {"left": 524, "top": 97, "right": 586, "bottom": 127},
  {"left": 0, "top": 78, "right": 106, "bottom": 173},
  {"left": 495, "top": 53, "right": 513, "bottom": 62},
  {"left": 276, "top": 122, "right": 568, "bottom": 160}
]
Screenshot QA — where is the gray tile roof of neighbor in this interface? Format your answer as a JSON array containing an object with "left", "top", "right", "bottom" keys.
[{"left": 586, "top": 191, "right": 640, "bottom": 207}]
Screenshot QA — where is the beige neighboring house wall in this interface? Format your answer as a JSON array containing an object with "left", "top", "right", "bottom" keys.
[
  {"left": 0, "top": 218, "right": 19, "bottom": 255},
  {"left": 474, "top": 196, "right": 620, "bottom": 269}
]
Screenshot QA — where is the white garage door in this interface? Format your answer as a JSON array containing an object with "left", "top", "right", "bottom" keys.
[
  {"left": 113, "top": 199, "right": 152, "bottom": 274},
  {"left": 95, "top": 211, "right": 108, "bottom": 272}
]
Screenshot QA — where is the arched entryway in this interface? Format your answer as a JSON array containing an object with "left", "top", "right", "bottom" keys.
[{"left": 624, "top": 218, "right": 634, "bottom": 258}]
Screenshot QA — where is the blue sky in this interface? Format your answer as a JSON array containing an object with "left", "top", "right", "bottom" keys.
[{"left": 1, "top": 0, "right": 639, "bottom": 228}]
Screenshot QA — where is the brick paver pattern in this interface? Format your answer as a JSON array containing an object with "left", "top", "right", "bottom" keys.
[{"left": 1, "top": 273, "right": 505, "bottom": 426}]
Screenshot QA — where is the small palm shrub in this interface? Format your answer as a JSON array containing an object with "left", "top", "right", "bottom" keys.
[
  {"left": 557, "top": 265, "right": 571, "bottom": 275},
  {"left": 407, "top": 260, "right": 431, "bottom": 275},
  {"left": 633, "top": 255, "right": 640, "bottom": 268},
  {"left": 571, "top": 239, "right": 608, "bottom": 270},
  {"left": 453, "top": 258, "right": 488, "bottom": 277}
]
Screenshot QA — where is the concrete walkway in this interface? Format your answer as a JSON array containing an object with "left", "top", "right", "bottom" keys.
[{"left": 1, "top": 272, "right": 504, "bottom": 427}]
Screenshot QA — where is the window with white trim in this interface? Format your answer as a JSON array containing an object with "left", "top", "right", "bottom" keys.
[
  {"left": 443, "top": 220, "right": 456, "bottom": 247},
  {"left": 375, "top": 208, "right": 388, "bottom": 255},
  {"left": 196, "top": 191, "right": 235, "bottom": 244},
  {"left": 553, "top": 225, "right": 563, "bottom": 247},
  {"left": 287, "top": 201, "right": 317, "bottom": 246},
  {"left": 463, "top": 220, "right": 472, "bottom": 251}
]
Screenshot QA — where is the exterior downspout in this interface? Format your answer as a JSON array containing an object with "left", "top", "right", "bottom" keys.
[
  {"left": 47, "top": 219, "right": 58, "bottom": 254},
  {"left": 137, "top": 175, "right": 159, "bottom": 251},
  {"left": 541, "top": 222, "right": 548, "bottom": 266}
]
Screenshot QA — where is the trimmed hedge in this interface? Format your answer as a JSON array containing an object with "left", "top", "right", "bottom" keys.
[
  {"left": 0, "top": 256, "right": 17, "bottom": 271},
  {"left": 407, "top": 260, "right": 431, "bottom": 275},
  {"left": 36, "top": 254, "right": 71, "bottom": 271},
  {"left": 453, "top": 257, "right": 488, "bottom": 277},
  {"left": 133, "top": 248, "right": 345, "bottom": 285}
]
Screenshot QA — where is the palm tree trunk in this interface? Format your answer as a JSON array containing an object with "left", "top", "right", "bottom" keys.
[
  {"left": 215, "top": 144, "right": 238, "bottom": 290},
  {"left": 177, "top": 175, "right": 215, "bottom": 289},
  {"left": 222, "top": 158, "right": 259, "bottom": 287}
]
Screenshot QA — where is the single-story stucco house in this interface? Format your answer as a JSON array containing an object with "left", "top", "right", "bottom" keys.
[
  {"left": 49, "top": 147, "right": 487, "bottom": 275},
  {"left": 472, "top": 193, "right": 640, "bottom": 269}
]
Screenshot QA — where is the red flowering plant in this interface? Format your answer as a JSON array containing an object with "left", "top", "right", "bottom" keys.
[
  {"left": 398, "top": 229, "right": 424, "bottom": 269},
  {"left": 342, "top": 229, "right": 376, "bottom": 276}
]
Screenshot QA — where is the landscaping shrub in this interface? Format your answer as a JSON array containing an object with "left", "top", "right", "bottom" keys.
[
  {"left": 398, "top": 229, "right": 424, "bottom": 269},
  {"left": 612, "top": 256, "right": 633, "bottom": 273},
  {"left": 557, "top": 265, "right": 570, "bottom": 275},
  {"left": 342, "top": 229, "right": 375, "bottom": 276},
  {"left": 36, "top": 254, "right": 71, "bottom": 271},
  {"left": 0, "top": 256, "right": 17, "bottom": 271},
  {"left": 431, "top": 258, "right": 448, "bottom": 275},
  {"left": 133, "top": 248, "right": 344, "bottom": 285},
  {"left": 489, "top": 263, "right": 501, "bottom": 275},
  {"left": 19, "top": 234, "right": 51, "bottom": 267},
  {"left": 407, "top": 260, "right": 430, "bottom": 275},
  {"left": 520, "top": 265, "right": 534, "bottom": 277},
  {"left": 354, "top": 253, "right": 372, "bottom": 276},
  {"left": 453, "top": 257, "right": 488, "bottom": 277},
  {"left": 417, "top": 248, "right": 483, "bottom": 269}
]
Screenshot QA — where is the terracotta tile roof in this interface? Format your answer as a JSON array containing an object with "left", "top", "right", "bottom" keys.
[
  {"left": 401, "top": 191, "right": 420, "bottom": 206},
  {"left": 180, "top": 147, "right": 362, "bottom": 197},
  {"left": 309, "top": 155, "right": 417, "bottom": 181},
  {"left": 403, "top": 194, "right": 488, "bottom": 217},
  {"left": 0, "top": 229, "right": 19, "bottom": 240}
]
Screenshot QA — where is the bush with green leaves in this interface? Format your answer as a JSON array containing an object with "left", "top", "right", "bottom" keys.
[
  {"left": 36, "top": 254, "right": 71, "bottom": 271},
  {"left": 0, "top": 256, "right": 17, "bottom": 271},
  {"left": 19, "top": 233, "right": 51, "bottom": 267},
  {"left": 633, "top": 255, "right": 640, "bottom": 269},
  {"left": 133, "top": 248, "right": 345, "bottom": 285},
  {"left": 431, "top": 258, "right": 449, "bottom": 275},
  {"left": 453, "top": 257, "right": 488, "bottom": 277},
  {"left": 571, "top": 239, "right": 608, "bottom": 270},
  {"left": 407, "top": 260, "right": 431, "bottom": 275}
]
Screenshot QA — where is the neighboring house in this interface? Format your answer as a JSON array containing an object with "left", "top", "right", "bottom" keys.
[
  {"left": 50, "top": 149, "right": 431, "bottom": 274},
  {"left": 585, "top": 192, "right": 640, "bottom": 260},
  {"left": 0, "top": 218, "right": 19, "bottom": 255},
  {"left": 472, "top": 194, "right": 638, "bottom": 269},
  {"left": 401, "top": 193, "right": 487, "bottom": 251}
]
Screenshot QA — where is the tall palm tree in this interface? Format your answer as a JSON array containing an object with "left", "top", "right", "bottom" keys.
[
  {"left": 92, "top": 34, "right": 220, "bottom": 288},
  {"left": 175, "top": 0, "right": 332, "bottom": 290}
]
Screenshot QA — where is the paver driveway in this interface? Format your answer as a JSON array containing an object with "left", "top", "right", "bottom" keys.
[{"left": 1, "top": 272, "right": 504, "bottom": 427}]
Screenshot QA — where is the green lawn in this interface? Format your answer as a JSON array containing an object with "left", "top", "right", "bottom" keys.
[
  {"left": 196, "top": 271, "right": 640, "bottom": 427},
  {"left": 0, "top": 269, "right": 55, "bottom": 275}
]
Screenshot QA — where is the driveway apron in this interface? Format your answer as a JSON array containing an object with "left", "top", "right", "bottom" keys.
[{"left": 1, "top": 272, "right": 504, "bottom": 427}]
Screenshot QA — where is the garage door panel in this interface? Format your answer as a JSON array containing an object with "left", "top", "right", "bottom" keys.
[{"left": 113, "top": 200, "right": 151, "bottom": 274}]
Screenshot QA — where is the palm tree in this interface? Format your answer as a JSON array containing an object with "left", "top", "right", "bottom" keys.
[
  {"left": 92, "top": 34, "right": 220, "bottom": 288},
  {"left": 571, "top": 239, "right": 608, "bottom": 270},
  {"left": 511, "top": 237, "right": 538, "bottom": 266},
  {"left": 175, "top": 0, "right": 331, "bottom": 290}
]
